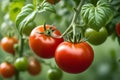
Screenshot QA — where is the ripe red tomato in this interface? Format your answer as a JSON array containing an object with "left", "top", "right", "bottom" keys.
[
  {"left": 28, "top": 57, "right": 42, "bottom": 76},
  {"left": 116, "top": 22, "right": 120, "bottom": 37},
  {"left": 0, "top": 62, "right": 15, "bottom": 78},
  {"left": 29, "top": 25, "right": 64, "bottom": 58},
  {"left": 47, "top": 0, "right": 60, "bottom": 4},
  {"left": 1, "top": 37, "right": 18, "bottom": 55},
  {"left": 55, "top": 41, "right": 94, "bottom": 74}
]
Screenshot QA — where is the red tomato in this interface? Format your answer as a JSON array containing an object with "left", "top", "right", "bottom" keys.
[
  {"left": 116, "top": 22, "right": 120, "bottom": 37},
  {"left": 0, "top": 62, "right": 15, "bottom": 78},
  {"left": 29, "top": 25, "right": 64, "bottom": 58},
  {"left": 1, "top": 37, "right": 18, "bottom": 55},
  {"left": 47, "top": 0, "right": 60, "bottom": 4},
  {"left": 28, "top": 58, "right": 42, "bottom": 76},
  {"left": 55, "top": 41, "right": 94, "bottom": 74}
]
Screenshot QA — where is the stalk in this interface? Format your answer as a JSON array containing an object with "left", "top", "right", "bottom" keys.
[{"left": 61, "top": 0, "right": 84, "bottom": 38}]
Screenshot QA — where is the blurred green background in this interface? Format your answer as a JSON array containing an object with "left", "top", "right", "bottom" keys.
[{"left": 0, "top": 0, "right": 120, "bottom": 80}]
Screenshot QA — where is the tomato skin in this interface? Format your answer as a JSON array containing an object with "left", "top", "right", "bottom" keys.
[
  {"left": 47, "top": 0, "right": 60, "bottom": 4},
  {"left": 29, "top": 25, "right": 64, "bottom": 58},
  {"left": 28, "top": 58, "right": 42, "bottom": 76},
  {"left": 47, "top": 68, "right": 63, "bottom": 80},
  {"left": 55, "top": 42, "right": 94, "bottom": 74},
  {"left": 14, "top": 57, "right": 29, "bottom": 71},
  {"left": 85, "top": 27, "right": 108, "bottom": 45},
  {"left": 116, "top": 22, "right": 120, "bottom": 37},
  {"left": 1, "top": 37, "right": 18, "bottom": 55},
  {"left": 0, "top": 62, "right": 15, "bottom": 78}
]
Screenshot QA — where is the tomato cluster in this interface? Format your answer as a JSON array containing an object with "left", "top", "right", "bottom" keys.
[
  {"left": 0, "top": 57, "right": 42, "bottom": 79},
  {"left": 29, "top": 24, "right": 94, "bottom": 74},
  {"left": 1, "top": 0, "right": 118, "bottom": 79}
]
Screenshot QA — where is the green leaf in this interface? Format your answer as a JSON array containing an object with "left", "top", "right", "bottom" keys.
[
  {"left": 81, "top": 0, "right": 114, "bottom": 30},
  {"left": 16, "top": 4, "right": 37, "bottom": 35},
  {"left": 38, "top": 2, "right": 56, "bottom": 13},
  {"left": 9, "top": 1, "right": 24, "bottom": 22}
]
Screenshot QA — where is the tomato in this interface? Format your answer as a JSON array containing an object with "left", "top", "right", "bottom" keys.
[
  {"left": 55, "top": 41, "right": 94, "bottom": 74},
  {"left": 1, "top": 37, "right": 18, "bottom": 55},
  {"left": 116, "top": 22, "right": 120, "bottom": 37},
  {"left": 29, "top": 25, "right": 64, "bottom": 58},
  {"left": 46, "top": 0, "right": 60, "bottom": 4},
  {"left": 85, "top": 27, "right": 108, "bottom": 45},
  {"left": 0, "top": 62, "right": 15, "bottom": 78},
  {"left": 14, "top": 57, "right": 29, "bottom": 71},
  {"left": 47, "top": 68, "right": 63, "bottom": 80},
  {"left": 22, "top": 22, "right": 36, "bottom": 36},
  {"left": 28, "top": 57, "right": 42, "bottom": 76}
]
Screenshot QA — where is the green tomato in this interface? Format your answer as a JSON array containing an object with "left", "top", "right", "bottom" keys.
[
  {"left": 14, "top": 57, "right": 29, "bottom": 71},
  {"left": 47, "top": 68, "right": 63, "bottom": 80},
  {"left": 22, "top": 22, "right": 36, "bottom": 36},
  {"left": 85, "top": 27, "right": 108, "bottom": 45}
]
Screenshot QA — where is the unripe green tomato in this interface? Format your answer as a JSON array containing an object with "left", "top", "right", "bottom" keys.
[
  {"left": 47, "top": 68, "right": 63, "bottom": 80},
  {"left": 14, "top": 57, "right": 29, "bottom": 71},
  {"left": 22, "top": 22, "right": 36, "bottom": 36},
  {"left": 85, "top": 27, "right": 108, "bottom": 45}
]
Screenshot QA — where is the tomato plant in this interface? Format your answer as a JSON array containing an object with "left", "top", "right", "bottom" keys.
[
  {"left": 55, "top": 41, "right": 94, "bottom": 73},
  {"left": 14, "top": 57, "right": 29, "bottom": 71},
  {"left": 0, "top": 0, "right": 120, "bottom": 80},
  {"left": 85, "top": 27, "right": 108, "bottom": 45},
  {"left": 47, "top": 67, "right": 63, "bottom": 80},
  {"left": 1, "top": 37, "right": 18, "bottom": 55},
  {"left": 0, "top": 62, "right": 15, "bottom": 78},
  {"left": 29, "top": 24, "right": 64, "bottom": 58},
  {"left": 116, "top": 22, "right": 120, "bottom": 37},
  {"left": 28, "top": 57, "right": 42, "bottom": 76}
]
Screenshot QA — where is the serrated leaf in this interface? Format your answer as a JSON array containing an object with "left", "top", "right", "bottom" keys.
[
  {"left": 16, "top": 4, "right": 37, "bottom": 35},
  {"left": 40, "top": 2, "right": 56, "bottom": 13},
  {"left": 81, "top": 0, "right": 114, "bottom": 30}
]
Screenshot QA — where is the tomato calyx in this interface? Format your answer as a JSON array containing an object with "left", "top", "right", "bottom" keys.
[
  {"left": 66, "top": 33, "right": 82, "bottom": 43},
  {"left": 37, "top": 24, "right": 56, "bottom": 37}
]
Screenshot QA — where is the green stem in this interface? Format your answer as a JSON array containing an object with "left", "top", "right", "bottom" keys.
[
  {"left": 61, "top": 24, "right": 72, "bottom": 37},
  {"left": 19, "top": 37, "right": 24, "bottom": 57},
  {"left": 14, "top": 37, "right": 24, "bottom": 80},
  {"left": 61, "top": 0, "right": 84, "bottom": 37},
  {"left": 37, "top": 58, "right": 54, "bottom": 68},
  {"left": 15, "top": 71, "right": 20, "bottom": 80}
]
